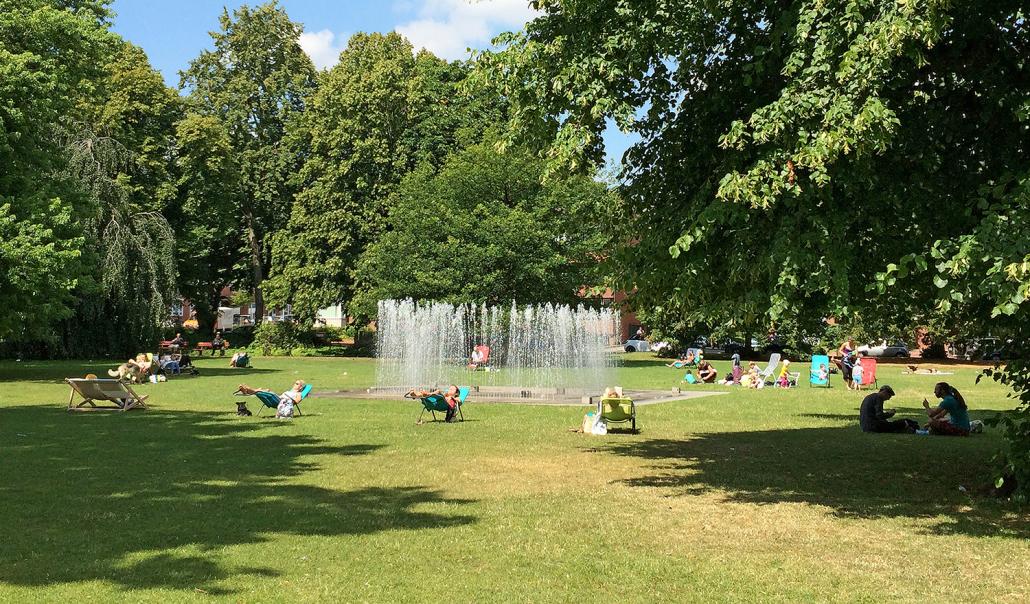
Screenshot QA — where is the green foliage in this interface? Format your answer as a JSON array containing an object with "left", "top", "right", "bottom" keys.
[
  {"left": 267, "top": 34, "right": 502, "bottom": 321},
  {"left": 251, "top": 321, "right": 314, "bottom": 355},
  {"left": 352, "top": 139, "right": 614, "bottom": 316},
  {"left": 180, "top": 1, "right": 316, "bottom": 325},
  {"left": 479, "top": 0, "right": 1029, "bottom": 499},
  {"left": 0, "top": 0, "right": 115, "bottom": 341}
]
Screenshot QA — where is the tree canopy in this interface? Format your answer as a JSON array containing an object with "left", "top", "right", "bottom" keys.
[{"left": 353, "top": 138, "right": 614, "bottom": 314}]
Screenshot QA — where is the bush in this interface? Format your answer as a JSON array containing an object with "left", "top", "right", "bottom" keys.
[{"left": 251, "top": 322, "right": 314, "bottom": 355}]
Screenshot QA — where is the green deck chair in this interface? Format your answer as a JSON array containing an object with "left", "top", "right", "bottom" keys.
[
  {"left": 416, "top": 387, "right": 469, "bottom": 423},
  {"left": 250, "top": 383, "right": 312, "bottom": 416},
  {"left": 599, "top": 396, "right": 637, "bottom": 431}
]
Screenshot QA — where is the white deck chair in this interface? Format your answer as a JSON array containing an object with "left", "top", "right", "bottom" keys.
[
  {"left": 66, "top": 378, "right": 148, "bottom": 411},
  {"left": 758, "top": 353, "right": 782, "bottom": 384}
]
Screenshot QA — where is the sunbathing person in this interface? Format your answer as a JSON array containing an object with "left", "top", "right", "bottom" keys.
[
  {"left": 406, "top": 385, "right": 462, "bottom": 422},
  {"left": 665, "top": 354, "right": 689, "bottom": 369},
  {"left": 922, "top": 382, "right": 970, "bottom": 436},
  {"left": 903, "top": 364, "right": 944, "bottom": 375},
  {"left": 236, "top": 380, "right": 305, "bottom": 418}
]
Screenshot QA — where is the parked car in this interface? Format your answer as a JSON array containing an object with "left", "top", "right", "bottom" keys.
[
  {"left": 857, "top": 340, "right": 910, "bottom": 357},
  {"left": 623, "top": 339, "right": 669, "bottom": 353},
  {"left": 964, "top": 337, "right": 1015, "bottom": 361}
]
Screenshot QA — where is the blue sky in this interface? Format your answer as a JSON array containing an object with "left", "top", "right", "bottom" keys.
[{"left": 110, "top": 0, "right": 634, "bottom": 164}]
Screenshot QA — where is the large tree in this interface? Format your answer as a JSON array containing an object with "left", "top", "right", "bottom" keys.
[
  {"left": 266, "top": 32, "right": 500, "bottom": 322},
  {"left": 180, "top": 1, "right": 316, "bottom": 325},
  {"left": 353, "top": 138, "right": 614, "bottom": 313},
  {"left": 478, "top": 1, "right": 1028, "bottom": 494},
  {"left": 0, "top": 0, "right": 116, "bottom": 341}
]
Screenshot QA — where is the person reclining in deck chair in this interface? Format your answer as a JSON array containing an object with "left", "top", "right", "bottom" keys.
[
  {"left": 405, "top": 385, "right": 462, "bottom": 422},
  {"left": 665, "top": 353, "right": 690, "bottom": 368},
  {"left": 236, "top": 380, "right": 305, "bottom": 418}
]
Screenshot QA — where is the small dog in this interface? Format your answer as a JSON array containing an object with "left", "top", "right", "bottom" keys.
[{"left": 235, "top": 402, "right": 252, "bottom": 417}]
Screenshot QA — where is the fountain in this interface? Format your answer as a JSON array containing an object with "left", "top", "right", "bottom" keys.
[{"left": 373, "top": 299, "right": 620, "bottom": 401}]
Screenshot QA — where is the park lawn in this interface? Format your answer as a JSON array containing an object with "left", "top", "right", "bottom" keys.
[{"left": 0, "top": 354, "right": 1027, "bottom": 603}]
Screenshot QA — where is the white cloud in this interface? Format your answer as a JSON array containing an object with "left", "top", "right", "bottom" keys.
[
  {"left": 299, "top": 29, "right": 349, "bottom": 70},
  {"left": 395, "top": 0, "right": 537, "bottom": 61}
]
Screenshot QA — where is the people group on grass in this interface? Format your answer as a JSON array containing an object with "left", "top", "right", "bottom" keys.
[{"left": 860, "top": 382, "right": 973, "bottom": 436}]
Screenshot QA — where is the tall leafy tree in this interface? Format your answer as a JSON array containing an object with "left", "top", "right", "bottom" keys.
[
  {"left": 354, "top": 138, "right": 614, "bottom": 313},
  {"left": 180, "top": 1, "right": 316, "bottom": 325},
  {"left": 0, "top": 0, "right": 114, "bottom": 342},
  {"left": 267, "top": 32, "right": 499, "bottom": 322},
  {"left": 477, "top": 0, "right": 1029, "bottom": 494}
]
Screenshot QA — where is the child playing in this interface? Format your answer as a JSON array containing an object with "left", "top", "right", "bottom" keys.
[
  {"left": 776, "top": 359, "right": 793, "bottom": 387},
  {"left": 851, "top": 357, "right": 865, "bottom": 390}
]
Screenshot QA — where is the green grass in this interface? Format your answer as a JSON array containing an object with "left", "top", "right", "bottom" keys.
[{"left": 1, "top": 353, "right": 1027, "bottom": 602}]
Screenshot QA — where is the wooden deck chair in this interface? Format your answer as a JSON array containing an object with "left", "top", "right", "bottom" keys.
[
  {"left": 809, "top": 355, "right": 831, "bottom": 388},
  {"left": 66, "top": 378, "right": 148, "bottom": 411},
  {"left": 249, "top": 384, "right": 313, "bottom": 417},
  {"left": 599, "top": 396, "right": 637, "bottom": 431},
  {"left": 758, "top": 353, "right": 781, "bottom": 384},
  {"left": 414, "top": 387, "right": 469, "bottom": 423}
]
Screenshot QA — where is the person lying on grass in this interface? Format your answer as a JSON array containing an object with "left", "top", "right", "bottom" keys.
[
  {"left": 922, "top": 382, "right": 971, "bottom": 436},
  {"left": 236, "top": 380, "right": 305, "bottom": 418},
  {"left": 405, "top": 385, "right": 462, "bottom": 422},
  {"left": 665, "top": 354, "right": 689, "bottom": 368}
]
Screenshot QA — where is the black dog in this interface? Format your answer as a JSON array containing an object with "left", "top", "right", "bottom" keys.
[{"left": 235, "top": 401, "right": 252, "bottom": 417}]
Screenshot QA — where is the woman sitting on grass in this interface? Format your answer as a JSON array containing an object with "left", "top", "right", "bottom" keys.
[
  {"left": 697, "top": 361, "right": 718, "bottom": 383},
  {"left": 922, "top": 382, "right": 970, "bottom": 436}
]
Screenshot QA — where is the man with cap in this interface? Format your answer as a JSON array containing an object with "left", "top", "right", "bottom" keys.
[{"left": 859, "top": 385, "right": 915, "bottom": 433}]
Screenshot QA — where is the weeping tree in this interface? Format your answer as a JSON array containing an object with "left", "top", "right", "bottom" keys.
[{"left": 59, "top": 129, "right": 177, "bottom": 355}]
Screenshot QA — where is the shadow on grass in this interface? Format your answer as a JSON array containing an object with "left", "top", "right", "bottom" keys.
[
  {"left": 0, "top": 406, "right": 475, "bottom": 594},
  {"left": 593, "top": 424, "right": 1027, "bottom": 539}
]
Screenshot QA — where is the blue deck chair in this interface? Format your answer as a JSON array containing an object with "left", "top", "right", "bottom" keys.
[
  {"left": 249, "top": 383, "right": 312, "bottom": 416},
  {"left": 809, "top": 355, "right": 830, "bottom": 388},
  {"left": 415, "top": 387, "right": 469, "bottom": 423}
]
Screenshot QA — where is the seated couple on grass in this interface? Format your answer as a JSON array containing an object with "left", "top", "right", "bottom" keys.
[
  {"left": 405, "top": 385, "right": 462, "bottom": 422},
  {"left": 236, "top": 380, "right": 306, "bottom": 418},
  {"left": 860, "top": 382, "right": 972, "bottom": 436}
]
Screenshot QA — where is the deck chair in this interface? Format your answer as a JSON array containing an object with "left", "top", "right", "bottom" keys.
[
  {"left": 758, "top": 353, "right": 782, "bottom": 384},
  {"left": 599, "top": 396, "right": 637, "bottom": 431},
  {"left": 247, "top": 384, "right": 312, "bottom": 417},
  {"left": 856, "top": 358, "right": 878, "bottom": 389},
  {"left": 684, "top": 348, "right": 702, "bottom": 366},
  {"left": 66, "top": 378, "right": 148, "bottom": 411},
  {"left": 413, "top": 387, "right": 469, "bottom": 423},
  {"left": 470, "top": 345, "right": 491, "bottom": 370},
  {"left": 809, "top": 354, "right": 831, "bottom": 388}
]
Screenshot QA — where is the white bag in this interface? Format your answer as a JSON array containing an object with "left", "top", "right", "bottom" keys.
[{"left": 591, "top": 416, "right": 607, "bottom": 435}]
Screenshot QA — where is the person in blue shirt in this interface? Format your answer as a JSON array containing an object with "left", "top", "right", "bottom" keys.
[{"left": 923, "top": 382, "right": 971, "bottom": 436}]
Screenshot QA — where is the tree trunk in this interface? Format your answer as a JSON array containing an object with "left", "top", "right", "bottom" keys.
[{"left": 244, "top": 210, "right": 265, "bottom": 324}]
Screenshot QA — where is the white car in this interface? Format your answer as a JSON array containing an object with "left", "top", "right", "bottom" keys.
[
  {"left": 857, "top": 340, "right": 910, "bottom": 357},
  {"left": 623, "top": 339, "right": 669, "bottom": 353}
]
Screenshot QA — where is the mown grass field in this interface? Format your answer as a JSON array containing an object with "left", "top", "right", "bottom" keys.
[{"left": 1, "top": 353, "right": 1027, "bottom": 602}]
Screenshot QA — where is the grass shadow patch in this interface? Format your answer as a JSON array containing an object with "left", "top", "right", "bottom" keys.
[
  {"left": 0, "top": 406, "right": 476, "bottom": 594},
  {"left": 595, "top": 426, "right": 1027, "bottom": 539}
]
